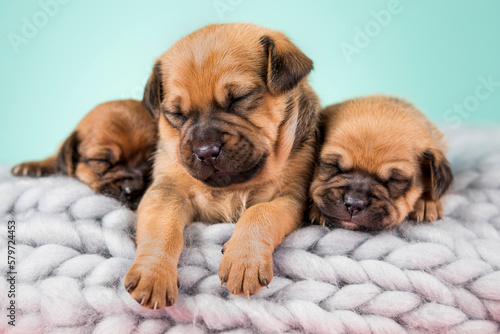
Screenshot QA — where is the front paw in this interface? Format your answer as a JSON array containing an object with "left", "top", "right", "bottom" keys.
[
  {"left": 12, "top": 161, "right": 55, "bottom": 177},
  {"left": 124, "top": 256, "right": 179, "bottom": 309},
  {"left": 218, "top": 237, "right": 273, "bottom": 297},
  {"left": 308, "top": 204, "right": 327, "bottom": 226},
  {"left": 409, "top": 198, "right": 444, "bottom": 223}
]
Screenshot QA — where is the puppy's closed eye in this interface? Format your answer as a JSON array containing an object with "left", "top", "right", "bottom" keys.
[
  {"left": 384, "top": 169, "right": 412, "bottom": 198},
  {"left": 228, "top": 92, "right": 253, "bottom": 108},
  {"left": 387, "top": 177, "right": 411, "bottom": 198},
  {"left": 86, "top": 158, "right": 113, "bottom": 175},
  {"left": 319, "top": 159, "right": 340, "bottom": 172},
  {"left": 318, "top": 156, "right": 343, "bottom": 181},
  {"left": 227, "top": 88, "right": 265, "bottom": 113},
  {"left": 162, "top": 108, "right": 187, "bottom": 129}
]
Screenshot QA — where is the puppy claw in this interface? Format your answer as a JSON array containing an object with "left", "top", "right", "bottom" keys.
[
  {"left": 246, "top": 291, "right": 251, "bottom": 300},
  {"left": 139, "top": 297, "right": 146, "bottom": 306},
  {"left": 153, "top": 302, "right": 158, "bottom": 310},
  {"left": 125, "top": 283, "right": 134, "bottom": 292},
  {"left": 411, "top": 198, "right": 444, "bottom": 224}
]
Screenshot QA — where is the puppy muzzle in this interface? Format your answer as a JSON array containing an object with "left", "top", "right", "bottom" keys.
[
  {"left": 182, "top": 124, "right": 266, "bottom": 187},
  {"left": 314, "top": 187, "right": 387, "bottom": 231}
]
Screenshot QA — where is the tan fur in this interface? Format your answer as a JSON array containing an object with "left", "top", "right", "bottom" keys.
[
  {"left": 12, "top": 100, "right": 158, "bottom": 209},
  {"left": 124, "top": 23, "right": 320, "bottom": 308},
  {"left": 309, "top": 95, "right": 453, "bottom": 230}
]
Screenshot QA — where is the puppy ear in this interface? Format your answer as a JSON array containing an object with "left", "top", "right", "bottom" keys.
[
  {"left": 260, "top": 33, "right": 313, "bottom": 95},
  {"left": 55, "top": 131, "right": 80, "bottom": 176},
  {"left": 421, "top": 149, "right": 453, "bottom": 200},
  {"left": 142, "top": 61, "right": 164, "bottom": 118}
]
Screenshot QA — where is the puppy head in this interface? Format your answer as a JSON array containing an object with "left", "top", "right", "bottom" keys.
[
  {"left": 56, "top": 100, "right": 158, "bottom": 209},
  {"left": 143, "top": 23, "right": 314, "bottom": 188},
  {"left": 310, "top": 102, "right": 453, "bottom": 230}
]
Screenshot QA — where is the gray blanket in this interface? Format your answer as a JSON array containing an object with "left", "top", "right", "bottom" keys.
[{"left": 1, "top": 127, "right": 499, "bottom": 333}]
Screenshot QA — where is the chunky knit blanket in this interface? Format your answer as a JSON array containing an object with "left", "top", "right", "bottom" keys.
[{"left": 1, "top": 127, "right": 500, "bottom": 334}]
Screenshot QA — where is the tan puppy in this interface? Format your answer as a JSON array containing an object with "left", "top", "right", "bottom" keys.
[
  {"left": 11, "top": 100, "right": 158, "bottom": 209},
  {"left": 124, "top": 23, "right": 320, "bottom": 308},
  {"left": 309, "top": 95, "right": 453, "bottom": 230}
]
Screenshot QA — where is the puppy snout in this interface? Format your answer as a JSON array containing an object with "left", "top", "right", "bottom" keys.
[
  {"left": 191, "top": 124, "right": 223, "bottom": 166},
  {"left": 194, "top": 145, "right": 221, "bottom": 165},
  {"left": 120, "top": 178, "right": 144, "bottom": 199},
  {"left": 344, "top": 196, "right": 368, "bottom": 216}
]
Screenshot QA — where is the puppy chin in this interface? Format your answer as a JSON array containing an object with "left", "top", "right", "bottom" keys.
[
  {"left": 322, "top": 214, "right": 375, "bottom": 231},
  {"left": 188, "top": 155, "right": 267, "bottom": 188},
  {"left": 119, "top": 194, "right": 142, "bottom": 210},
  {"left": 315, "top": 203, "right": 392, "bottom": 231},
  {"left": 95, "top": 183, "right": 144, "bottom": 210}
]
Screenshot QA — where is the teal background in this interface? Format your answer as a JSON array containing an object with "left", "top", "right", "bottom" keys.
[{"left": 1, "top": 0, "right": 499, "bottom": 164}]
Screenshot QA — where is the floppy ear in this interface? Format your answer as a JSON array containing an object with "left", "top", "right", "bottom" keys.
[
  {"left": 421, "top": 149, "right": 453, "bottom": 200},
  {"left": 259, "top": 33, "right": 313, "bottom": 95},
  {"left": 55, "top": 131, "right": 80, "bottom": 176},
  {"left": 142, "top": 61, "right": 164, "bottom": 118}
]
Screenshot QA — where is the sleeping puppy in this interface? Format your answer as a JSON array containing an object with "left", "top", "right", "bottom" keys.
[
  {"left": 309, "top": 95, "right": 453, "bottom": 230},
  {"left": 11, "top": 99, "right": 157, "bottom": 209},
  {"left": 124, "top": 23, "right": 320, "bottom": 308}
]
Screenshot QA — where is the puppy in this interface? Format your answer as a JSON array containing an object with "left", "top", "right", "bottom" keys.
[
  {"left": 11, "top": 99, "right": 158, "bottom": 209},
  {"left": 309, "top": 95, "right": 453, "bottom": 230},
  {"left": 124, "top": 23, "right": 320, "bottom": 308}
]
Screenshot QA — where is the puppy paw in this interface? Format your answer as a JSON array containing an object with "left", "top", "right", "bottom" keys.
[
  {"left": 124, "top": 256, "right": 179, "bottom": 309},
  {"left": 308, "top": 205, "right": 327, "bottom": 226},
  {"left": 11, "top": 161, "right": 55, "bottom": 177},
  {"left": 409, "top": 198, "right": 444, "bottom": 223},
  {"left": 219, "top": 236, "right": 273, "bottom": 297}
]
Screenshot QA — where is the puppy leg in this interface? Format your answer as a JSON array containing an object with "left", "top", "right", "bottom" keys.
[
  {"left": 124, "top": 184, "right": 191, "bottom": 309},
  {"left": 219, "top": 195, "right": 303, "bottom": 296},
  {"left": 11, "top": 155, "right": 57, "bottom": 177},
  {"left": 409, "top": 198, "right": 444, "bottom": 223}
]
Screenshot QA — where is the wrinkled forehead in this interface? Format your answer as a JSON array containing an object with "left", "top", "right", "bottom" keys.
[
  {"left": 160, "top": 39, "right": 265, "bottom": 111},
  {"left": 321, "top": 141, "right": 416, "bottom": 180},
  {"left": 80, "top": 114, "right": 152, "bottom": 158}
]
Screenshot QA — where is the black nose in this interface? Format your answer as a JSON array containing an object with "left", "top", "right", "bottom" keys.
[
  {"left": 120, "top": 179, "right": 144, "bottom": 200},
  {"left": 344, "top": 196, "right": 367, "bottom": 216},
  {"left": 194, "top": 145, "right": 221, "bottom": 165}
]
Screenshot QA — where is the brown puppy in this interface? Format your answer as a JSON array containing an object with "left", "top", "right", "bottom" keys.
[
  {"left": 11, "top": 100, "right": 158, "bottom": 209},
  {"left": 309, "top": 95, "right": 453, "bottom": 230},
  {"left": 124, "top": 23, "right": 320, "bottom": 308}
]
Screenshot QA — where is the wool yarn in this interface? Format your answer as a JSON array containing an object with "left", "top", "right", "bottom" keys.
[{"left": 0, "top": 128, "right": 499, "bottom": 333}]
